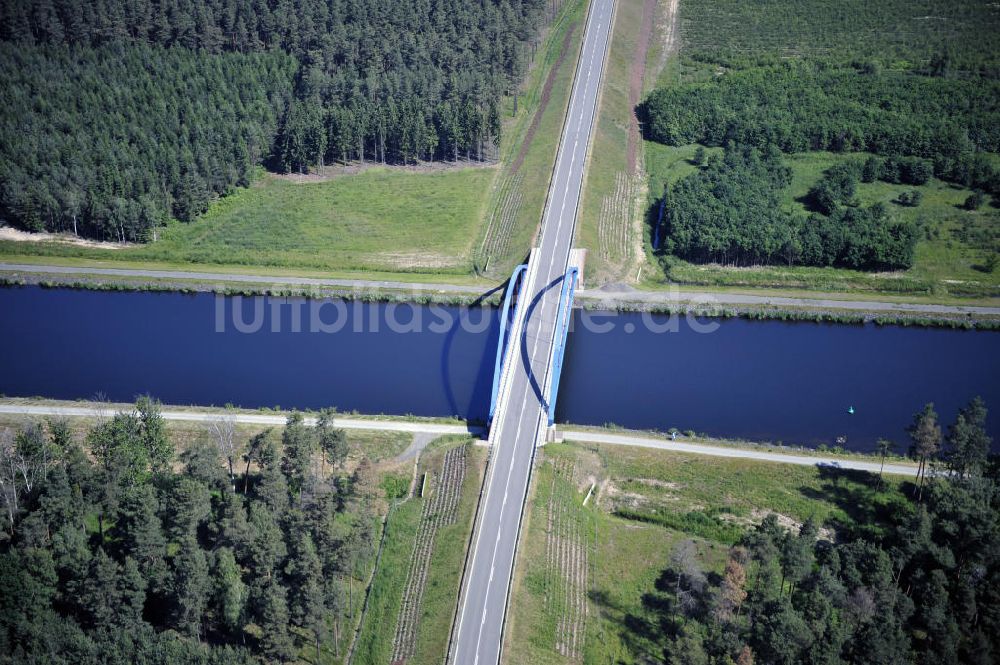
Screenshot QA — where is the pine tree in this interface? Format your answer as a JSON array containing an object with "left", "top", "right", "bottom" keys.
[
  {"left": 111, "top": 483, "right": 167, "bottom": 590},
  {"left": 256, "top": 579, "right": 294, "bottom": 662},
  {"left": 171, "top": 535, "right": 210, "bottom": 639},
  {"left": 282, "top": 412, "right": 316, "bottom": 499},
  {"left": 213, "top": 547, "right": 247, "bottom": 637},
  {"left": 165, "top": 476, "right": 211, "bottom": 542},
  {"left": 80, "top": 548, "right": 121, "bottom": 630},
  {"left": 946, "top": 397, "right": 991, "bottom": 479},
  {"left": 119, "top": 556, "right": 148, "bottom": 629},
  {"left": 317, "top": 409, "right": 347, "bottom": 475},
  {"left": 909, "top": 403, "right": 942, "bottom": 501},
  {"left": 288, "top": 533, "right": 326, "bottom": 659}
]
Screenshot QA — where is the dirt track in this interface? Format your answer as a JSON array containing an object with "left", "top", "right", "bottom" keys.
[
  {"left": 627, "top": 0, "right": 659, "bottom": 174},
  {"left": 510, "top": 24, "right": 578, "bottom": 176}
]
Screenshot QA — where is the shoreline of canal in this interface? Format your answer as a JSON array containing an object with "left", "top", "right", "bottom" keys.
[{"left": 3, "top": 272, "right": 1000, "bottom": 330}]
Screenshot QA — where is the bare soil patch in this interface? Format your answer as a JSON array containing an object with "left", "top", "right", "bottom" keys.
[
  {"left": 627, "top": 0, "right": 660, "bottom": 174},
  {"left": 373, "top": 251, "right": 465, "bottom": 270},
  {"left": 0, "top": 226, "right": 129, "bottom": 249},
  {"left": 655, "top": 0, "right": 681, "bottom": 76}
]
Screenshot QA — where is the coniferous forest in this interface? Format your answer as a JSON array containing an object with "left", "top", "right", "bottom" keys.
[
  {"left": 0, "top": 400, "right": 376, "bottom": 664},
  {"left": 0, "top": 0, "right": 549, "bottom": 241}
]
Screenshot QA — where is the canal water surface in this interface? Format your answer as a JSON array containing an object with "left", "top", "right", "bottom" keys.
[{"left": 1, "top": 287, "right": 997, "bottom": 452}]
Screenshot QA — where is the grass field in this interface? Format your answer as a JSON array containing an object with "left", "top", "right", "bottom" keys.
[
  {"left": 504, "top": 441, "right": 910, "bottom": 664},
  {"left": 352, "top": 438, "right": 484, "bottom": 665},
  {"left": 644, "top": 142, "right": 1000, "bottom": 298},
  {"left": 0, "top": 167, "right": 494, "bottom": 275},
  {"left": 410, "top": 442, "right": 486, "bottom": 663}
]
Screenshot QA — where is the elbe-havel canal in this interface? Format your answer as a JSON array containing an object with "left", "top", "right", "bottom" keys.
[{"left": 1, "top": 286, "right": 997, "bottom": 452}]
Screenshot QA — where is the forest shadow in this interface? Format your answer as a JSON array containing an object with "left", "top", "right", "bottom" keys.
[
  {"left": 799, "top": 465, "right": 914, "bottom": 540},
  {"left": 588, "top": 565, "right": 721, "bottom": 662}
]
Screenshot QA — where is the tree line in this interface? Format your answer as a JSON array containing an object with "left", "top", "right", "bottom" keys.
[
  {"left": 648, "top": 397, "right": 998, "bottom": 665},
  {"left": 274, "top": 93, "right": 503, "bottom": 174},
  {"left": 660, "top": 145, "right": 917, "bottom": 269},
  {"left": 0, "top": 399, "right": 377, "bottom": 664},
  {"left": 0, "top": 0, "right": 551, "bottom": 239},
  {"left": 642, "top": 60, "right": 1000, "bottom": 199}
]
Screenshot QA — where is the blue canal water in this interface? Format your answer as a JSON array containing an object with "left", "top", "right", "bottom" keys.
[{"left": 1, "top": 287, "right": 998, "bottom": 452}]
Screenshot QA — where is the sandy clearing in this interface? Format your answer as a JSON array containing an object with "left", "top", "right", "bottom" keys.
[{"left": 0, "top": 226, "right": 129, "bottom": 249}]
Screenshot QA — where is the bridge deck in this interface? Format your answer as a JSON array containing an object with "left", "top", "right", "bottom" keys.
[{"left": 449, "top": 1, "right": 617, "bottom": 662}]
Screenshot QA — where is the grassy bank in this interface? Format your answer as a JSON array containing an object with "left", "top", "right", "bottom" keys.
[
  {"left": 577, "top": 296, "right": 1000, "bottom": 329},
  {"left": 505, "top": 441, "right": 910, "bottom": 664},
  {"left": 0, "top": 167, "right": 494, "bottom": 275},
  {"left": 411, "top": 442, "right": 486, "bottom": 664},
  {"left": 351, "top": 497, "right": 424, "bottom": 665},
  {"left": 0, "top": 274, "right": 504, "bottom": 309}
]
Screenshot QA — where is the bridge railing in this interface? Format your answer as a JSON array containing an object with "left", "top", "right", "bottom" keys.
[
  {"left": 546, "top": 266, "right": 579, "bottom": 426},
  {"left": 488, "top": 262, "right": 528, "bottom": 424}
]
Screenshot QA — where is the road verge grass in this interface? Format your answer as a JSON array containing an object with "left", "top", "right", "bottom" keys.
[
  {"left": 577, "top": 0, "right": 660, "bottom": 285},
  {"left": 411, "top": 443, "right": 486, "bottom": 664}
]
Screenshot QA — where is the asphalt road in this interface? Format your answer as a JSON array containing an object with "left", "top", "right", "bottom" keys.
[
  {"left": 0, "top": 401, "right": 915, "bottom": 475},
  {"left": 4, "top": 261, "right": 998, "bottom": 315},
  {"left": 0, "top": 262, "right": 486, "bottom": 293},
  {"left": 449, "top": 1, "right": 616, "bottom": 663},
  {"left": 0, "top": 403, "right": 481, "bottom": 436}
]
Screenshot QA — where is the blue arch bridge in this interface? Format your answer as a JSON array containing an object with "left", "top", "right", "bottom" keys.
[{"left": 488, "top": 254, "right": 581, "bottom": 432}]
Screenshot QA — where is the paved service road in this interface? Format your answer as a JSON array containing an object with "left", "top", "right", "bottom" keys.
[
  {"left": 449, "top": 1, "right": 616, "bottom": 663},
  {"left": 562, "top": 430, "right": 919, "bottom": 477},
  {"left": 0, "top": 403, "right": 480, "bottom": 436},
  {"left": 0, "top": 262, "right": 487, "bottom": 294}
]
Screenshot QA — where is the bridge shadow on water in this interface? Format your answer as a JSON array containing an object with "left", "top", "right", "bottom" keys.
[
  {"left": 439, "top": 284, "right": 504, "bottom": 422},
  {"left": 517, "top": 274, "right": 566, "bottom": 409}
]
